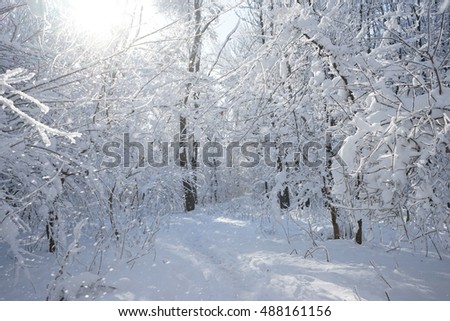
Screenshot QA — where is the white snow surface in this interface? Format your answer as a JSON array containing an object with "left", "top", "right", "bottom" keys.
[{"left": 1, "top": 205, "right": 449, "bottom": 301}]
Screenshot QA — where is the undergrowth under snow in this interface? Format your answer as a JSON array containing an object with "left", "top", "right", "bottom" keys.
[{"left": 1, "top": 201, "right": 449, "bottom": 301}]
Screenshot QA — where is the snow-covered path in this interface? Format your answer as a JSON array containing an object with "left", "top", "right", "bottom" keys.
[
  {"left": 1, "top": 208, "right": 449, "bottom": 300},
  {"left": 105, "top": 211, "right": 450, "bottom": 301}
]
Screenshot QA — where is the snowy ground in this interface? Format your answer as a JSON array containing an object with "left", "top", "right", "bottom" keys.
[{"left": 1, "top": 205, "right": 449, "bottom": 301}]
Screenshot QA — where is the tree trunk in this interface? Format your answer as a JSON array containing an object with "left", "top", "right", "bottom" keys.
[
  {"left": 180, "top": 116, "right": 196, "bottom": 212},
  {"left": 277, "top": 156, "right": 290, "bottom": 209},
  {"left": 46, "top": 210, "right": 57, "bottom": 253},
  {"left": 180, "top": 0, "right": 203, "bottom": 212},
  {"left": 323, "top": 138, "right": 340, "bottom": 239},
  {"left": 355, "top": 219, "right": 363, "bottom": 245},
  {"left": 279, "top": 186, "right": 290, "bottom": 209},
  {"left": 108, "top": 183, "right": 120, "bottom": 240}
]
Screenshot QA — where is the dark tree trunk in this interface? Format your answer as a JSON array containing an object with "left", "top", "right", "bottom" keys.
[
  {"left": 356, "top": 219, "right": 363, "bottom": 245},
  {"left": 108, "top": 183, "right": 120, "bottom": 240},
  {"left": 279, "top": 186, "right": 290, "bottom": 209},
  {"left": 180, "top": 0, "right": 203, "bottom": 212},
  {"left": 277, "top": 153, "right": 290, "bottom": 209},
  {"left": 322, "top": 127, "right": 340, "bottom": 239},
  {"left": 330, "top": 201, "right": 340, "bottom": 239},
  {"left": 46, "top": 210, "right": 57, "bottom": 253},
  {"left": 180, "top": 116, "right": 196, "bottom": 212}
]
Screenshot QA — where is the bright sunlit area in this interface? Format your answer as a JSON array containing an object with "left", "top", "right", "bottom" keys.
[
  {"left": 66, "top": 0, "right": 126, "bottom": 40},
  {"left": 50, "top": 0, "right": 166, "bottom": 47}
]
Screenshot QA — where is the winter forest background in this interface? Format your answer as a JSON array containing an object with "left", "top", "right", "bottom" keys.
[{"left": 0, "top": 0, "right": 449, "bottom": 301}]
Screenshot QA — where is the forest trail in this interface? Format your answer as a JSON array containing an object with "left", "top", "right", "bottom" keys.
[
  {"left": 106, "top": 211, "right": 450, "bottom": 301},
  {"left": 1, "top": 209, "right": 449, "bottom": 300}
]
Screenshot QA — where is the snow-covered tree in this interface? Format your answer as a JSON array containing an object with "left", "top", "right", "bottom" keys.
[{"left": 333, "top": 0, "right": 450, "bottom": 251}]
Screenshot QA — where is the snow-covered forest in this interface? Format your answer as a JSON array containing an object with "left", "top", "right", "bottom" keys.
[{"left": 1, "top": 0, "right": 449, "bottom": 300}]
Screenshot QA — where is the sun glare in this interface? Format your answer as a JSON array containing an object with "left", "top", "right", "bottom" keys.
[{"left": 67, "top": 0, "right": 126, "bottom": 42}]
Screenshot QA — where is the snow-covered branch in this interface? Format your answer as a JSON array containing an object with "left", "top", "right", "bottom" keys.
[{"left": 1, "top": 69, "right": 81, "bottom": 146}]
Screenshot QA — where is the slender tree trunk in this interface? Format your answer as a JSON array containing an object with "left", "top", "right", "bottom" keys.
[
  {"left": 181, "top": 0, "right": 202, "bottom": 212},
  {"left": 108, "top": 183, "right": 120, "bottom": 240},
  {"left": 277, "top": 155, "right": 290, "bottom": 209},
  {"left": 277, "top": 54, "right": 294, "bottom": 210},
  {"left": 180, "top": 116, "right": 196, "bottom": 211},
  {"left": 46, "top": 209, "right": 57, "bottom": 253},
  {"left": 355, "top": 219, "right": 363, "bottom": 245},
  {"left": 324, "top": 123, "right": 340, "bottom": 240}
]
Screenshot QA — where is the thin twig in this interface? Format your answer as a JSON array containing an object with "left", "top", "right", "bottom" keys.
[
  {"left": 369, "top": 260, "right": 392, "bottom": 288},
  {"left": 304, "top": 246, "right": 330, "bottom": 262}
]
